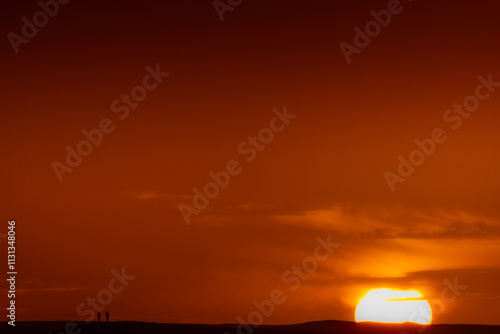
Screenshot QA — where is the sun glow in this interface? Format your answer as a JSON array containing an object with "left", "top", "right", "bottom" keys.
[{"left": 355, "top": 289, "right": 432, "bottom": 324}]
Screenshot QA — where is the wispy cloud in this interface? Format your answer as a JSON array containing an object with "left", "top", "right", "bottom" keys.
[
  {"left": 268, "top": 206, "right": 500, "bottom": 240},
  {"left": 124, "top": 191, "right": 191, "bottom": 201}
]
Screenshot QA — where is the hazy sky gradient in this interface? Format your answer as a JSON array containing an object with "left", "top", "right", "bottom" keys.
[{"left": 1, "top": 0, "right": 500, "bottom": 325}]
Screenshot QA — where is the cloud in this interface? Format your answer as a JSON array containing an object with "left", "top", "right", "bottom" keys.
[
  {"left": 268, "top": 205, "right": 500, "bottom": 240},
  {"left": 124, "top": 191, "right": 191, "bottom": 201}
]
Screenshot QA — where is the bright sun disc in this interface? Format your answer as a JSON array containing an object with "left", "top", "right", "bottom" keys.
[{"left": 355, "top": 289, "right": 432, "bottom": 324}]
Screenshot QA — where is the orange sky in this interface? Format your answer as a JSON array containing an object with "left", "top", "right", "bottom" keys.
[{"left": 1, "top": 0, "right": 500, "bottom": 326}]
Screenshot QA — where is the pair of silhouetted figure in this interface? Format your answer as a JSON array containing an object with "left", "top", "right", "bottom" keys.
[{"left": 97, "top": 311, "right": 109, "bottom": 323}]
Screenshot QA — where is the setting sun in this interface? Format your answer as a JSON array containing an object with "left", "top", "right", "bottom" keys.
[{"left": 355, "top": 289, "right": 432, "bottom": 325}]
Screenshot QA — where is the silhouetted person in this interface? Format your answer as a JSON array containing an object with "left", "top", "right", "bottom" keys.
[
  {"left": 97, "top": 312, "right": 100, "bottom": 322},
  {"left": 105, "top": 310, "right": 109, "bottom": 322}
]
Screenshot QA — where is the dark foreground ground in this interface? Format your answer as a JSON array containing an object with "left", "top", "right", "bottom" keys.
[{"left": 3, "top": 320, "right": 500, "bottom": 334}]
